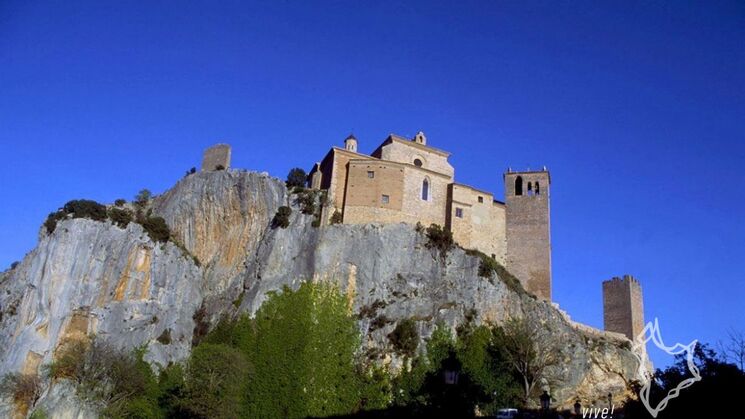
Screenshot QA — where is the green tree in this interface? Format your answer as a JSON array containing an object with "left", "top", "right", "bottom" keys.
[
  {"left": 285, "top": 168, "right": 307, "bottom": 188},
  {"left": 244, "top": 282, "right": 364, "bottom": 418},
  {"left": 181, "top": 343, "right": 250, "bottom": 419}
]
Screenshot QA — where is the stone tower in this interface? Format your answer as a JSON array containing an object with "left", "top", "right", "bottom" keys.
[
  {"left": 344, "top": 134, "right": 358, "bottom": 152},
  {"left": 201, "top": 144, "right": 231, "bottom": 171},
  {"left": 603, "top": 275, "right": 645, "bottom": 340},
  {"left": 504, "top": 169, "right": 552, "bottom": 300}
]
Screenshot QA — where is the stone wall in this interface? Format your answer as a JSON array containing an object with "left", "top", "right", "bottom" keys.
[
  {"left": 343, "top": 160, "right": 449, "bottom": 228},
  {"left": 447, "top": 183, "right": 507, "bottom": 264},
  {"left": 603, "top": 275, "right": 645, "bottom": 340},
  {"left": 201, "top": 144, "right": 231, "bottom": 171},
  {"left": 505, "top": 170, "right": 552, "bottom": 300},
  {"left": 373, "top": 136, "right": 454, "bottom": 178}
]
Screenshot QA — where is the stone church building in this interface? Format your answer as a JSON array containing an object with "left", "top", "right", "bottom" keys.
[{"left": 308, "top": 132, "right": 552, "bottom": 300}]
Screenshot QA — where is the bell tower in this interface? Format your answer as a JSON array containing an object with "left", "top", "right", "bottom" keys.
[
  {"left": 504, "top": 168, "right": 552, "bottom": 300},
  {"left": 344, "top": 134, "right": 358, "bottom": 152}
]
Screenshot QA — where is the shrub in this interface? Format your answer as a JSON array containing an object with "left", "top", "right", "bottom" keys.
[
  {"left": 424, "top": 224, "right": 454, "bottom": 257},
  {"left": 44, "top": 199, "right": 108, "bottom": 234},
  {"left": 388, "top": 318, "right": 419, "bottom": 357},
  {"left": 142, "top": 216, "right": 170, "bottom": 243},
  {"left": 297, "top": 190, "right": 316, "bottom": 215},
  {"left": 285, "top": 167, "right": 307, "bottom": 188},
  {"left": 134, "top": 189, "right": 152, "bottom": 210},
  {"left": 10, "top": 261, "right": 19, "bottom": 270},
  {"left": 108, "top": 207, "right": 133, "bottom": 229},
  {"left": 63, "top": 199, "right": 108, "bottom": 221},
  {"left": 272, "top": 206, "right": 291, "bottom": 229},
  {"left": 291, "top": 186, "right": 305, "bottom": 194},
  {"left": 192, "top": 306, "right": 210, "bottom": 346},
  {"left": 45, "top": 339, "right": 87, "bottom": 380},
  {"left": 157, "top": 328, "right": 172, "bottom": 345},
  {"left": 0, "top": 372, "right": 42, "bottom": 410},
  {"left": 45, "top": 338, "right": 159, "bottom": 415},
  {"left": 114, "top": 199, "right": 127, "bottom": 207},
  {"left": 185, "top": 167, "right": 196, "bottom": 177},
  {"left": 330, "top": 210, "right": 343, "bottom": 225},
  {"left": 44, "top": 211, "right": 66, "bottom": 234},
  {"left": 415, "top": 221, "right": 424, "bottom": 233}
]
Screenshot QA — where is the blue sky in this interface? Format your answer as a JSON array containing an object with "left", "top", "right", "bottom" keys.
[{"left": 1, "top": 1, "right": 743, "bottom": 367}]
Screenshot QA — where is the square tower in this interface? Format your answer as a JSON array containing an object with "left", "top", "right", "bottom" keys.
[
  {"left": 201, "top": 144, "right": 231, "bottom": 171},
  {"left": 504, "top": 169, "right": 552, "bottom": 300},
  {"left": 603, "top": 275, "right": 645, "bottom": 340}
]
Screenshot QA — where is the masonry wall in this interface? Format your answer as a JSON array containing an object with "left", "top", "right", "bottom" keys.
[
  {"left": 504, "top": 171, "right": 552, "bottom": 300},
  {"left": 201, "top": 144, "right": 231, "bottom": 171},
  {"left": 603, "top": 275, "right": 645, "bottom": 340},
  {"left": 447, "top": 184, "right": 507, "bottom": 264},
  {"left": 343, "top": 160, "right": 448, "bottom": 227},
  {"left": 373, "top": 137, "right": 454, "bottom": 178}
]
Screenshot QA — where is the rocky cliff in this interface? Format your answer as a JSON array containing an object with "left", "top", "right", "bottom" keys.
[{"left": 0, "top": 169, "right": 644, "bottom": 417}]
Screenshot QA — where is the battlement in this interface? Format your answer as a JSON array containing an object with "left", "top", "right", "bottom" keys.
[{"left": 605, "top": 274, "right": 640, "bottom": 285}]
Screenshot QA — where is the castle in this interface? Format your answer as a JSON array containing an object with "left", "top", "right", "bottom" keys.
[
  {"left": 200, "top": 139, "right": 644, "bottom": 341},
  {"left": 307, "top": 132, "right": 552, "bottom": 300}
]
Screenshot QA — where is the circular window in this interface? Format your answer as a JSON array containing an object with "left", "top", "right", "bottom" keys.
[{"left": 413, "top": 159, "right": 423, "bottom": 167}]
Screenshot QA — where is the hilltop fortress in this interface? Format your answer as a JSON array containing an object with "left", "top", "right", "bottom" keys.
[
  {"left": 200, "top": 137, "right": 645, "bottom": 341},
  {"left": 306, "top": 132, "right": 553, "bottom": 300}
]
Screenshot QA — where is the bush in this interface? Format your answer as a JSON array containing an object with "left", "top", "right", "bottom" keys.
[
  {"left": 63, "top": 199, "right": 108, "bottom": 221},
  {"left": 0, "top": 372, "right": 42, "bottom": 410},
  {"left": 185, "top": 167, "right": 196, "bottom": 177},
  {"left": 157, "top": 328, "right": 172, "bottom": 345},
  {"left": 44, "top": 211, "right": 66, "bottom": 234},
  {"left": 286, "top": 167, "right": 307, "bottom": 188},
  {"left": 108, "top": 207, "right": 133, "bottom": 229},
  {"left": 114, "top": 199, "right": 127, "bottom": 207},
  {"left": 44, "top": 199, "right": 108, "bottom": 234},
  {"left": 134, "top": 189, "right": 152, "bottom": 210},
  {"left": 388, "top": 319, "right": 419, "bottom": 357},
  {"left": 44, "top": 338, "right": 159, "bottom": 415},
  {"left": 142, "top": 216, "right": 170, "bottom": 243},
  {"left": 424, "top": 224, "right": 454, "bottom": 257},
  {"left": 297, "top": 190, "right": 316, "bottom": 215},
  {"left": 272, "top": 206, "right": 291, "bottom": 229},
  {"left": 10, "top": 261, "right": 19, "bottom": 270},
  {"left": 330, "top": 210, "right": 343, "bottom": 225}
]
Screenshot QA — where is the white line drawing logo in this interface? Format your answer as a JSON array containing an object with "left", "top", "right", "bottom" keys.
[{"left": 632, "top": 318, "right": 701, "bottom": 417}]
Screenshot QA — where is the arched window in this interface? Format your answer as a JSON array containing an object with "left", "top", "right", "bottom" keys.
[
  {"left": 515, "top": 176, "right": 523, "bottom": 196},
  {"left": 535, "top": 182, "right": 540, "bottom": 195},
  {"left": 422, "top": 178, "right": 429, "bottom": 201},
  {"left": 527, "top": 182, "right": 534, "bottom": 196},
  {"left": 414, "top": 158, "right": 423, "bottom": 167}
]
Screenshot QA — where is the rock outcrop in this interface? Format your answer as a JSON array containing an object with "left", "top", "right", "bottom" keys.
[{"left": 0, "top": 169, "right": 644, "bottom": 417}]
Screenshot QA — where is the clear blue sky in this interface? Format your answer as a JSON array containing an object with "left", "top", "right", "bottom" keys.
[{"left": 1, "top": 1, "right": 743, "bottom": 367}]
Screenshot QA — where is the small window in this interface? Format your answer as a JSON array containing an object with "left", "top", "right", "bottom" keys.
[
  {"left": 477, "top": 196, "right": 484, "bottom": 203},
  {"left": 455, "top": 208, "right": 463, "bottom": 218},
  {"left": 515, "top": 176, "right": 523, "bottom": 196},
  {"left": 382, "top": 194, "right": 390, "bottom": 204},
  {"left": 367, "top": 171, "right": 375, "bottom": 178},
  {"left": 535, "top": 181, "right": 540, "bottom": 195},
  {"left": 413, "top": 159, "right": 423, "bottom": 167},
  {"left": 422, "top": 178, "right": 429, "bottom": 201}
]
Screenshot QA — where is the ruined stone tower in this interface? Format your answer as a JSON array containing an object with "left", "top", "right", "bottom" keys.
[
  {"left": 603, "top": 275, "right": 645, "bottom": 340},
  {"left": 201, "top": 143, "right": 231, "bottom": 171},
  {"left": 504, "top": 169, "right": 552, "bottom": 300}
]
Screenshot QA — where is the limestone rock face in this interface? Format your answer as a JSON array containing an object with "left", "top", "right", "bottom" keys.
[{"left": 0, "top": 169, "right": 644, "bottom": 416}]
